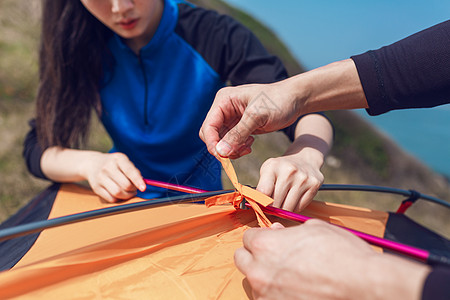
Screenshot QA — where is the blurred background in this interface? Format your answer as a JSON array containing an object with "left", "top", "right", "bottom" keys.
[
  {"left": 0, "top": 0, "right": 449, "bottom": 237},
  {"left": 225, "top": 0, "right": 450, "bottom": 179}
]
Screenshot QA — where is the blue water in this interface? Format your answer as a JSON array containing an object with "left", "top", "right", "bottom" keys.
[
  {"left": 355, "top": 106, "right": 450, "bottom": 177},
  {"left": 222, "top": 0, "right": 450, "bottom": 177}
]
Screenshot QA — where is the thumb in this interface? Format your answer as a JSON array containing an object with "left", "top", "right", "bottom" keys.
[
  {"left": 216, "top": 111, "right": 263, "bottom": 157},
  {"left": 270, "top": 222, "right": 285, "bottom": 230}
]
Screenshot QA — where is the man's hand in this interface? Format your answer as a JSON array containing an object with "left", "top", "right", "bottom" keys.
[
  {"left": 200, "top": 59, "right": 368, "bottom": 159},
  {"left": 199, "top": 81, "right": 301, "bottom": 158},
  {"left": 234, "top": 220, "right": 430, "bottom": 300}
]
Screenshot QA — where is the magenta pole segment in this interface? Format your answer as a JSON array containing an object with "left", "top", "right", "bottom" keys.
[
  {"left": 257, "top": 203, "right": 430, "bottom": 262},
  {"left": 260, "top": 204, "right": 311, "bottom": 223},
  {"left": 342, "top": 226, "right": 429, "bottom": 261},
  {"left": 144, "top": 179, "right": 430, "bottom": 263},
  {"left": 143, "top": 178, "right": 207, "bottom": 194}
]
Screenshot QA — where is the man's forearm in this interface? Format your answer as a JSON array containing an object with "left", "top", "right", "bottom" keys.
[{"left": 285, "top": 59, "right": 369, "bottom": 115}]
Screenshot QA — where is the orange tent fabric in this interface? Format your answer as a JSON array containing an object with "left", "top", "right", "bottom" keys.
[{"left": 0, "top": 183, "right": 388, "bottom": 299}]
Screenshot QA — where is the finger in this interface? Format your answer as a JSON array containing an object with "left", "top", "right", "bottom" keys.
[
  {"left": 256, "top": 169, "right": 275, "bottom": 199},
  {"left": 228, "top": 141, "right": 253, "bottom": 159},
  {"left": 241, "top": 227, "right": 272, "bottom": 253},
  {"left": 303, "top": 218, "right": 333, "bottom": 230},
  {"left": 216, "top": 110, "right": 264, "bottom": 157},
  {"left": 109, "top": 166, "right": 138, "bottom": 193},
  {"left": 102, "top": 159, "right": 139, "bottom": 196},
  {"left": 117, "top": 157, "right": 146, "bottom": 192},
  {"left": 232, "top": 135, "right": 255, "bottom": 155},
  {"left": 270, "top": 222, "right": 285, "bottom": 230},
  {"left": 101, "top": 176, "right": 136, "bottom": 200},
  {"left": 245, "top": 135, "right": 255, "bottom": 147},
  {"left": 281, "top": 184, "right": 304, "bottom": 212},
  {"left": 295, "top": 187, "right": 319, "bottom": 212},
  {"left": 95, "top": 186, "right": 117, "bottom": 203},
  {"left": 228, "top": 148, "right": 251, "bottom": 159},
  {"left": 200, "top": 101, "right": 228, "bottom": 155},
  {"left": 272, "top": 177, "right": 290, "bottom": 209},
  {"left": 294, "top": 176, "right": 322, "bottom": 211},
  {"left": 200, "top": 124, "right": 221, "bottom": 156},
  {"left": 234, "top": 247, "right": 254, "bottom": 275}
]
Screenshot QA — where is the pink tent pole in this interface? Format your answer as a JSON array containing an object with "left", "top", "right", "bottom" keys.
[
  {"left": 143, "top": 178, "right": 206, "bottom": 194},
  {"left": 259, "top": 204, "right": 429, "bottom": 262}
]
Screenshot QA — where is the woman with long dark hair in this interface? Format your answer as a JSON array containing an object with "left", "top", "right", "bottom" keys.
[{"left": 24, "top": 0, "right": 333, "bottom": 209}]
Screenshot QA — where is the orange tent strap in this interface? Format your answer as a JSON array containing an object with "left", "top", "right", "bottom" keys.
[
  {"left": 205, "top": 191, "right": 242, "bottom": 208},
  {"left": 206, "top": 157, "right": 273, "bottom": 227}
]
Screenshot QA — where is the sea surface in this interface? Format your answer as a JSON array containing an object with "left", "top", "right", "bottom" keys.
[{"left": 355, "top": 106, "right": 450, "bottom": 178}]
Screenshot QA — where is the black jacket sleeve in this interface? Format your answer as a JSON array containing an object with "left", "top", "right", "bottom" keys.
[
  {"left": 23, "top": 119, "right": 48, "bottom": 180},
  {"left": 175, "top": 2, "right": 287, "bottom": 85},
  {"left": 421, "top": 266, "right": 450, "bottom": 300},
  {"left": 351, "top": 20, "right": 450, "bottom": 116},
  {"left": 175, "top": 2, "right": 308, "bottom": 141}
]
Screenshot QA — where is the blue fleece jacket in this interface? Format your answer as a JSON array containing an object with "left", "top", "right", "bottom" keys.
[{"left": 24, "top": 0, "right": 292, "bottom": 198}]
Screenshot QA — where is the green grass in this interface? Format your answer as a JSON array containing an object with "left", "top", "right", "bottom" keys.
[
  {"left": 0, "top": 0, "right": 45, "bottom": 221},
  {"left": 0, "top": 1, "right": 40, "bottom": 101}
]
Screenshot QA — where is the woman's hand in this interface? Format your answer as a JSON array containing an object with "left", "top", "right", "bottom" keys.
[
  {"left": 41, "top": 147, "right": 146, "bottom": 203},
  {"left": 257, "top": 150, "right": 324, "bottom": 212},
  {"left": 82, "top": 152, "right": 146, "bottom": 203},
  {"left": 256, "top": 114, "right": 331, "bottom": 212}
]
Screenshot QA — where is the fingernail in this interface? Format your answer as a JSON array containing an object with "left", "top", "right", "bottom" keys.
[
  {"left": 216, "top": 140, "right": 232, "bottom": 157},
  {"left": 139, "top": 184, "right": 146, "bottom": 192}
]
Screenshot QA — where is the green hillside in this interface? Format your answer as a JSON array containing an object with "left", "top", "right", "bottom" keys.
[{"left": 0, "top": 0, "right": 449, "bottom": 237}]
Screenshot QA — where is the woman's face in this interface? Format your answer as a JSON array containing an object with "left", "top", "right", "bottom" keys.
[{"left": 80, "top": 0, "right": 163, "bottom": 52}]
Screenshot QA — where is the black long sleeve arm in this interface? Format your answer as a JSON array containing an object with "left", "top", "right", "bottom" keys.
[
  {"left": 23, "top": 119, "right": 47, "bottom": 180},
  {"left": 352, "top": 20, "right": 450, "bottom": 115}
]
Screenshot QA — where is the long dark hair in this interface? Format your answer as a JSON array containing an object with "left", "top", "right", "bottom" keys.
[{"left": 36, "top": 0, "right": 113, "bottom": 149}]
